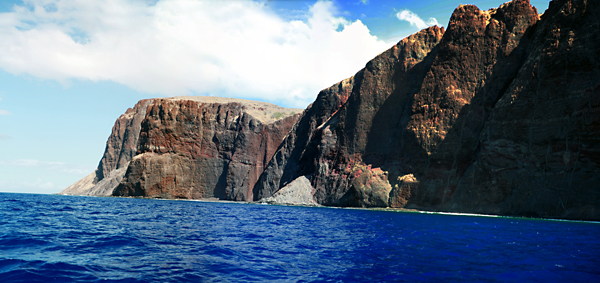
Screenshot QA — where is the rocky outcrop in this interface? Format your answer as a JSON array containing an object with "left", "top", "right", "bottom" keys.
[
  {"left": 60, "top": 171, "right": 96, "bottom": 196},
  {"left": 254, "top": 23, "right": 446, "bottom": 206},
  {"left": 258, "top": 176, "right": 319, "bottom": 206},
  {"left": 113, "top": 98, "right": 300, "bottom": 200},
  {"left": 254, "top": 0, "right": 600, "bottom": 220},
  {"left": 253, "top": 76, "right": 355, "bottom": 201},
  {"left": 62, "top": 97, "right": 301, "bottom": 200},
  {"left": 96, "top": 100, "right": 153, "bottom": 183},
  {"left": 445, "top": 0, "right": 600, "bottom": 219},
  {"left": 61, "top": 100, "right": 151, "bottom": 196}
]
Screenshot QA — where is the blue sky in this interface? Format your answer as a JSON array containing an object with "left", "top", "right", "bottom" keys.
[{"left": 0, "top": 0, "right": 550, "bottom": 194}]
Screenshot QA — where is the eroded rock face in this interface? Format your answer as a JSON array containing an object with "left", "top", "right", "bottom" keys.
[
  {"left": 255, "top": 0, "right": 600, "bottom": 220},
  {"left": 112, "top": 99, "right": 299, "bottom": 200},
  {"left": 403, "top": 0, "right": 541, "bottom": 208},
  {"left": 63, "top": 97, "right": 300, "bottom": 200},
  {"left": 253, "top": 77, "right": 355, "bottom": 201},
  {"left": 61, "top": 100, "right": 151, "bottom": 196},
  {"left": 96, "top": 100, "right": 153, "bottom": 183},
  {"left": 254, "top": 26, "right": 445, "bottom": 205},
  {"left": 254, "top": 24, "right": 446, "bottom": 207},
  {"left": 445, "top": 0, "right": 600, "bottom": 219}
]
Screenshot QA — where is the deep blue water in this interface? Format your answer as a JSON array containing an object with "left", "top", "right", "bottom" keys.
[{"left": 1, "top": 193, "right": 599, "bottom": 282}]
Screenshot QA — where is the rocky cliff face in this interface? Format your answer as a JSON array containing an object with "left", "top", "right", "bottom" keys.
[
  {"left": 113, "top": 98, "right": 300, "bottom": 200},
  {"left": 446, "top": 0, "right": 600, "bottom": 220},
  {"left": 61, "top": 100, "right": 152, "bottom": 196},
  {"left": 64, "top": 0, "right": 599, "bottom": 221},
  {"left": 62, "top": 97, "right": 301, "bottom": 200},
  {"left": 254, "top": 0, "right": 600, "bottom": 220}
]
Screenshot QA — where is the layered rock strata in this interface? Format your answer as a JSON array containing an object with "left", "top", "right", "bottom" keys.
[
  {"left": 62, "top": 97, "right": 301, "bottom": 200},
  {"left": 254, "top": 0, "right": 600, "bottom": 220}
]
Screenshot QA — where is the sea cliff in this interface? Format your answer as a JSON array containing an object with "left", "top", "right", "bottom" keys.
[
  {"left": 63, "top": 0, "right": 600, "bottom": 220},
  {"left": 254, "top": 0, "right": 600, "bottom": 220},
  {"left": 62, "top": 97, "right": 302, "bottom": 201}
]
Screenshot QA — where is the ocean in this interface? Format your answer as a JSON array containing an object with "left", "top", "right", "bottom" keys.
[{"left": 1, "top": 193, "right": 599, "bottom": 282}]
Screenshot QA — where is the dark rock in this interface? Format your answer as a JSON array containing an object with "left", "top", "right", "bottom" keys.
[
  {"left": 253, "top": 76, "right": 355, "bottom": 201},
  {"left": 445, "top": 0, "right": 600, "bottom": 219},
  {"left": 254, "top": 25, "right": 445, "bottom": 207},
  {"left": 255, "top": 0, "right": 600, "bottom": 220}
]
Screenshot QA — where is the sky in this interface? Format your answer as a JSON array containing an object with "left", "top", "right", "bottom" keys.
[{"left": 0, "top": 0, "right": 550, "bottom": 194}]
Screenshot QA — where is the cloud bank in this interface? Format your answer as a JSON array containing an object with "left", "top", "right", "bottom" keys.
[
  {"left": 0, "top": 0, "right": 390, "bottom": 107},
  {"left": 396, "top": 9, "right": 439, "bottom": 30}
]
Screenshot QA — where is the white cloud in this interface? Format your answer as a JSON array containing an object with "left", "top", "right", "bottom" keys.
[
  {"left": 0, "top": 0, "right": 390, "bottom": 108},
  {"left": 0, "top": 133, "right": 11, "bottom": 139},
  {"left": 0, "top": 159, "right": 94, "bottom": 175},
  {"left": 396, "top": 9, "right": 439, "bottom": 30},
  {"left": 0, "top": 109, "right": 10, "bottom": 115}
]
